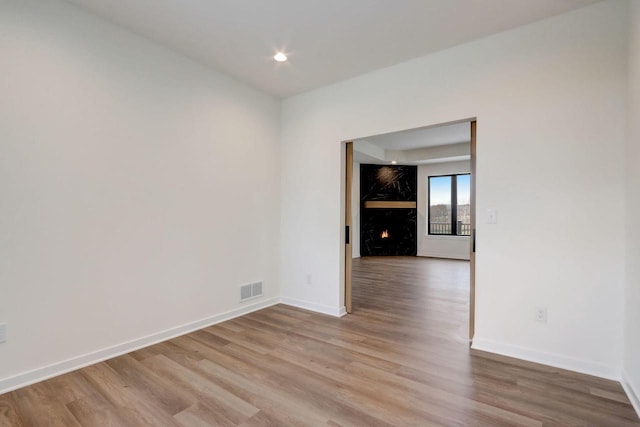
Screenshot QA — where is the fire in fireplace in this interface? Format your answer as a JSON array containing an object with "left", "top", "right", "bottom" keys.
[{"left": 381, "top": 230, "right": 390, "bottom": 239}]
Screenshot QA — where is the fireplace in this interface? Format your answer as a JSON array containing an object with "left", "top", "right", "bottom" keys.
[
  {"left": 361, "top": 208, "right": 417, "bottom": 256},
  {"left": 360, "top": 165, "right": 417, "bottom": 256}
]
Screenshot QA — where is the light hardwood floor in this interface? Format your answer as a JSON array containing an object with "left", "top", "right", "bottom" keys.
[{"left": 1, "top": 256, "right": 638, "bottom": 426}]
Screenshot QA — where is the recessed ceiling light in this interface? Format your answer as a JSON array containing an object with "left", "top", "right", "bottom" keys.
[
  {"left": 274, "top": 52, "right": 287, "bottom": 62},
  {"left": 391, "top": 160, "right": 397, "bottom": 164}
]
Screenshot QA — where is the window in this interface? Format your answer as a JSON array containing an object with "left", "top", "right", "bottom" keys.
[{"left": 428, "top": 174, "right": 470, "bottom": 236}]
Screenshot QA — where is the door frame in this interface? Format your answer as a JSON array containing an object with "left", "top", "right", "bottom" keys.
[
  {"left": 345, "top": 142, "right": 354, "bottom": 313},
  {"left": 343, "top": 119, "right": 476, "bottom": 339},
  {"left": 469, "top": 120, "right": 477, "bottom": 342}
]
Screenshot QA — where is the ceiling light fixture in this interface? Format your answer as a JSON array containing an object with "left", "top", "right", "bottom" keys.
[
  {"left": 391, "top": 160, "right": 397, "bottom": 164},
  {"left": 274, "top": 52, "right": 287, "bottom": 62}
]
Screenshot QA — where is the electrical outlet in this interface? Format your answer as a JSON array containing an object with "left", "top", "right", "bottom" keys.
[
  {"left": 535, "top": 307, "right": 547, "bottom": 323},
  {"left": 0, "top": 323, "right": 6, "bottom": 343}
]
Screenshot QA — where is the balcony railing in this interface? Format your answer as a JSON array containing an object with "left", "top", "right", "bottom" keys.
[{"left": 430, "top": 222, "right": 471, "bottom": 236}]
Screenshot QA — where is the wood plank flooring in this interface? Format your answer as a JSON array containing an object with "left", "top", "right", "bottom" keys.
[{"left": 1, "top": 256, "right": 638, "bottom": 426}]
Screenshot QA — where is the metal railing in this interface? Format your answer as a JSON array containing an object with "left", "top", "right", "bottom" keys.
[{"left": 430, "top": 222, "right": 471, "bottom": 236}]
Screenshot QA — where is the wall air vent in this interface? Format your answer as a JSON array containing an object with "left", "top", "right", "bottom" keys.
[
  {"left": 240, "top": 281, "right": 263, "bottom": 301},
  {"left": 252, "top": 282, "right": 263, "bottom": 297},
  {"left": 240, "top": 284, "right": 252, "bottom": 301}
]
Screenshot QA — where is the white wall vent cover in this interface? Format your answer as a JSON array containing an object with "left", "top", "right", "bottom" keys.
[
  {"left": 240, "top": 284, "right": 252, "bottom": 300},
  {"left": 252, "top": 282, "right": 263, "bottom": 297},
  {"left": 240, "top": 282, "right": 263, "bottom": 301}
]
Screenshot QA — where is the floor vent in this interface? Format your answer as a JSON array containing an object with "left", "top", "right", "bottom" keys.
[{"left": 240, "top": 282, "right": 263, "bottom": 301}]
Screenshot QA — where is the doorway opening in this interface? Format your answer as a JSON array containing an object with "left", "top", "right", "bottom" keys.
[{"left": 344, "top": 119, "right": 477, "bottom": 341}]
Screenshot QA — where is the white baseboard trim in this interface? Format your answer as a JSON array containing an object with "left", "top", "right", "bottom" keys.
[
  {"left": 279, "top": 297, "right": 347, "bottom": 317},
  {"left": 417, "top": 252, "right": 470, "bottom": 261},
  {"left": 622, "top": 370, "right": 640, "bottom": 418},
  {"left": 0, "top": 297, "right": 280, "bottom": 395},
  {"left": 471, "top": 337, "right": 620, "bottom": 381}
]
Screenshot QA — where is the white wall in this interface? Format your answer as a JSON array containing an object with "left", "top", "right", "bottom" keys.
[
  {"left": 280, "top": 1, "right": 627, "bottom": 378},
  {"left": 0, "top": 0, "right": 281, "bottom": 391},
  {"left": 624, "top": 0, "right": 640, "bottom": 413},
  {"left": 417, "top": 161, "right": 470, "bottom": 260},
  {"left": 351, "top": 161, "right": 361, "bottom": 258}
]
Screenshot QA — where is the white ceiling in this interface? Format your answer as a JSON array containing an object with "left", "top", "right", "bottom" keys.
[
  {"left": 353, "top": 121, "right": 471, "bottom": 164},
  {"left": 358, "top": 122, "right": 471, "bottom": 151},
  {"left": 65, "top": 0, "right": 600, "bottom": 97}
]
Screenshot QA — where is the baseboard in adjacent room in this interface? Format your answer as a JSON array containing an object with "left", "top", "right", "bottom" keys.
[
  {"left": 0, "top": 297, "right": 280, "bottom": 395},
  {"left": 471, "top": 337, "right": 620, "bottom": 381},
  {"left": 417, "top": 253, "right": 470, "bottom": 261},
  {"left": 279, "top": 297, "right": 347, "bottom": 317},
  {"left": 622, "top": 370, "right": 640, "bottom": 418}
]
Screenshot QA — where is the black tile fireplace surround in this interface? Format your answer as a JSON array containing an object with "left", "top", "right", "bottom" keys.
[{"left": 360, "top": 165, "right": 417, "bottom": 257}]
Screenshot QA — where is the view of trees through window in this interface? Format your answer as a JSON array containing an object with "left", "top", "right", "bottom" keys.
[{"left": 428, "top": 174, "right": 471, "bottom": 236}]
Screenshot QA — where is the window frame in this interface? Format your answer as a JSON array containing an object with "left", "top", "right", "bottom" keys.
[{"left": 427, "top": 173, "right": 471, "bottom": 237}]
